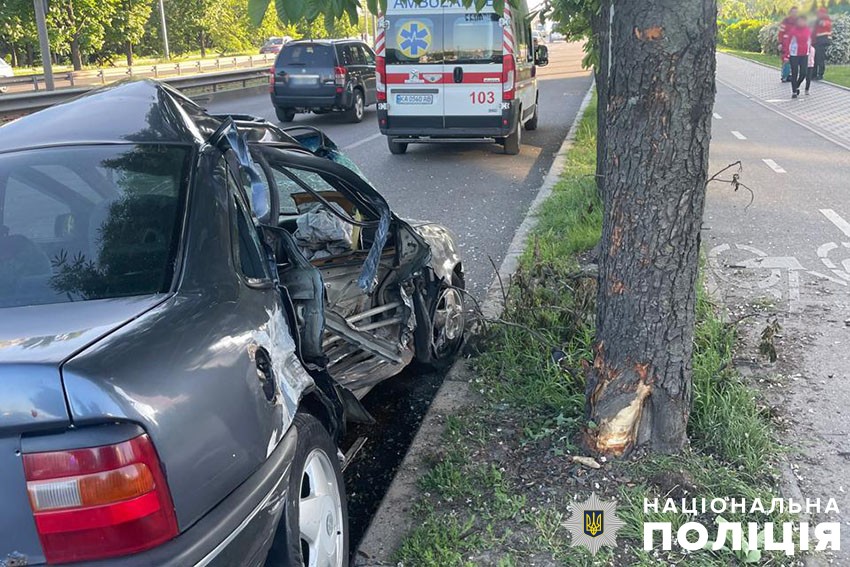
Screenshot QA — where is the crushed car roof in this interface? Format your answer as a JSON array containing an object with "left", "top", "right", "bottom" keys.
[{"left": 0, "top": 80, "right": 224, "bottom": 153}]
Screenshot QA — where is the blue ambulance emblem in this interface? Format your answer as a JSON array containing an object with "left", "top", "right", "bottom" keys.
[{"left": 397, "top": 20, "right": 432, "bottom": 58}]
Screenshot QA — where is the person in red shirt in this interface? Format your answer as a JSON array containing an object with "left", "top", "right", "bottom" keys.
[
  {"left": 813, "top": 7, "right": 833, "bottom": 80},
  {"left": 786, "top": 15, "right": 812, "bottom": 98},
  {"left": 778, "top": 7, "right": 799, "bottom": 82}
]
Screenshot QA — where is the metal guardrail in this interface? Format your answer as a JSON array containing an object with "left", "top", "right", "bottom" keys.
[
  {"left": 0, "top": 54, "right": 276, "bottom": 93},
  {"left": 0, "top": 67, "right": 270, "bottom": 123}
]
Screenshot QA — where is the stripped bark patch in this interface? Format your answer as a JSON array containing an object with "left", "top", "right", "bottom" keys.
[{"left": 634, "top": 26, "right": 664, "bottom": 41}]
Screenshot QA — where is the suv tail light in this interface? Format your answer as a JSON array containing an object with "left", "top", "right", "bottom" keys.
[
  {"left": 334, "top": 66, "right": 346, "bottom": 87},
  {"left": 376, "top": 56, "right": 386, "bottom": 102},
  {"left": 268, "top": 66, "right": 275, "bottom": 92},
  {"left": 23, "top": 434, "right": 178, "bottom": 564},
  {"left": 502, "top": 54, "right": 516, "bottom": 101}
]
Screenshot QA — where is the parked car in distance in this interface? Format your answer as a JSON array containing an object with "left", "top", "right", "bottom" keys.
[
  {"left": 260, "top": 36, "right": 292, "bottom": 54},
  {"left": 0, "top": 59, "right": 13, "bottom": 93},
  {"left": 0, "top": 79, "right": 465, "bottom": 566},
  {"left": 270, "top": 39, "right": 377, "bottom": 123},
  {"left": 549, "top": 31, "right": 565, "bottom": 42}
]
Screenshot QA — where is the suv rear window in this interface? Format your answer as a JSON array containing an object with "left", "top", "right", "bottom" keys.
[
  {"left": 0, "top": 144, "right": 189, "bottom": 308},
  {"left": 277, "top": 44, "right": 335, "bottom": 67}
]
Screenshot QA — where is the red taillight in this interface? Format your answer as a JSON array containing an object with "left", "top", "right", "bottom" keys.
[
  {"left": 23, "top": 434, "right": 178, "bottom": 564},
  {"left": 334, "top": 66, "right": 346, "bottom": 87},
  {"left": 502, "top": 54, "right": 516, "bottom": 101},
  {"left": 376, "top": 56, "right": 387, "bottom": 102},
  {"left": 268, "top": 66, "right": 275, "bottom": 93}
]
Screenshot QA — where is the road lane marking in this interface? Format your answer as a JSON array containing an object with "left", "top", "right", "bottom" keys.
[
  {"left": 820, "top": 209, "right": 850, "bottom": 238},
  {"left": 713, "top": 113, "right": 722, "bottom": 119},
  {"left": 731, "top": 131, "right": 747, "bottom": 140},
  {"left": 343, "top": 133, "right": 383, "bottom": 151},
  {"left": 762, "top": 158, "right": 786, "bottom": 173}
]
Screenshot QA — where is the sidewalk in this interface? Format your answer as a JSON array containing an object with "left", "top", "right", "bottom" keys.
[{"left": 717, "top": 52, "right": 850, "bottom": 148}]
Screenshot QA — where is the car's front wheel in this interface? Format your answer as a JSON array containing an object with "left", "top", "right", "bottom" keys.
[
  {"left": 268, "top": 413, "right": 348, "bottom": 567},
  {"left": 428, "top": 274, "right": 466, "bottom": 367},
  {"left": 276, "top": 107, "right": 296, "bottom": 123}
]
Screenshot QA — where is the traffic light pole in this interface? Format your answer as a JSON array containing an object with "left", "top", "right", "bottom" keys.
[{"left": 33, "top": 0, "right": 54, "bottom": 91}]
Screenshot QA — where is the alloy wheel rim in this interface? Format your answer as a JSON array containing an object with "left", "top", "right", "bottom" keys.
[
  {"left": 299, "top": 449, "right": 344, "bottom": 567},
  {"left": 355, "top": 94, "right": 364, "bottom": 119},
  {"left": 433, "top": 287, "right": 464, "bottom": 354}
]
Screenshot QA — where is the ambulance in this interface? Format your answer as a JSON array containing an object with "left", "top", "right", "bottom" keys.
[{"left": 374, "top": 0, "right": 549, "bottom": 155}]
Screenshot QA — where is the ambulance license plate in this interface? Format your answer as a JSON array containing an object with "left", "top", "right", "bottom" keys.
[{"left": 396, "top": 94, "right": 433, "bottom": 105}]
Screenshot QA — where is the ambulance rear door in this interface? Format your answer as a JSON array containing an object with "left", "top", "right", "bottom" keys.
[
  {"left": 384, "top": 2, "right": 445, "bottom": 130},
  {"left": 442, "top": 4, "right": 503, "bottom": 131}
]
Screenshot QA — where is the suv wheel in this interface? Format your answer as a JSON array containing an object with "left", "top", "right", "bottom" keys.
[
  {"left": 387, "top": 136, "right": 408, "bottom": 155},
  {"left": 276, "top": 107, "right": 296, "bottom": 123},
  {"left": 346, "top": 90, "right": 364, "bottom": 123}
]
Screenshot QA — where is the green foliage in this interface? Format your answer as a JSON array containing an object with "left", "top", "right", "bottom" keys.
[
  {"left": 720, "top": 18, "right": 769, "bottom": 51},
  {"left": 758, "top": 21, "right": 781, "bottom": 55},
  {"left": 826, "top": 14, "right": 850, "bottom": 63}
]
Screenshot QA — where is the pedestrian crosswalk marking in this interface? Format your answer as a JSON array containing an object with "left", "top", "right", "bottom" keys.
[{"left": 731, "top": 131, "right": 747, "bottom": 140}]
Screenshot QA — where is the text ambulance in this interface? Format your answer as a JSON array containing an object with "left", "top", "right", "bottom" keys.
[{"left": 374, "top": 0, "right": 548, "bottom": 155}]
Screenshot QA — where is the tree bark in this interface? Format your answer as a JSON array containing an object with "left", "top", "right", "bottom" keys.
[
  {"left": 592, "top": 1, "right": 611, "bottom": 198},
  {"left": 585, "top": 0, "right": 716, "bottom": 456},
  {"left": 126, "top": 41, "right": 134, "bottom": 67},
  {"left": 70, "top": 39, "right": 83, "bottom": 71},
  {"left": 199, "top": 31, "right": 206, "bottom": 58}
]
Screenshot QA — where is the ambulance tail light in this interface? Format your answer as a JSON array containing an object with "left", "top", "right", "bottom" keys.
[
  {"left": 502, "top": 54, "right": 516, "bottom": 101},
  {"left": 376, "top": 56, "right": 387, "bottom": 102},
  {"left": 23, "top": 434, "right": 178, "bottom": 564},
  {"left": 334, "top": 66, "right": 346, "bottom": 87}
]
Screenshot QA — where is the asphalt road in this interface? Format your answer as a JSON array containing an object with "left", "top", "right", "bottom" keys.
[
  {"left": 205, "top": 42, "right": 593, "bottom": 297},
  {"left": 707, "top": 57, "right": 850, "bottom": 558}
]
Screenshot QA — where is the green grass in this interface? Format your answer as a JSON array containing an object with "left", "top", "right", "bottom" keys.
[
  {"left": 395, "top": 93, "right": 794, "bottom": 566},
  {"left": 719, "top": 47, "right": 850, "bottom": 88}
]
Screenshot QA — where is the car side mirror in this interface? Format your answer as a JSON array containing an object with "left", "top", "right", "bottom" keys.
[{"left": 535, "top": 44, "right": 549, "bottom": 67}]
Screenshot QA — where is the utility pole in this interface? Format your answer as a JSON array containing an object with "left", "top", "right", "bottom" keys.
[
  {"left": 33, "top": 0, "right": 54, "bottom": 91},
  {"left": 158, "top": 0, "right": 170, "bottom": 60}
]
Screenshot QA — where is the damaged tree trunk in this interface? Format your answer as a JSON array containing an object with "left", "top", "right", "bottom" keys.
[{"left": 585, "top": 0, "right": 716, "bottom": 456}]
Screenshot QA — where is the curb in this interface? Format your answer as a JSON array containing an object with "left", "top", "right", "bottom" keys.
[{"left": 352, "top": 80, "right": 596, "bottom": 566}]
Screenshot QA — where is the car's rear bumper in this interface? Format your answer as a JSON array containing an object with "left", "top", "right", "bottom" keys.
[
  {"left": 378, "top": 101, "right": 519, "bottom": 139},
  {"left": 70, "top": 427, "right": 298, "bottom": 567},
  {"left": 271, "top": 91, "right": 352, "bottom": 110}
]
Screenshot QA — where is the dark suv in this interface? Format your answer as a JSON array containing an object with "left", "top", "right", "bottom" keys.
[{"left": 270, "top": 39, "right": 377, "bottom": 124}]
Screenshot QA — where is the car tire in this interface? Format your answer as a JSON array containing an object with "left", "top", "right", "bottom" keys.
[
  {"left": 504, "top": 120, "right": 521, "bottom": 155},
  {"left": 525, "top": 102, "right": 539, "bottom": 131},
  {"left": 387, "top": 136, "right": 408, "bottom": 155},
  {"left": 426, "top": 273, "right": 466, "bottom": 368},
  {"left": 346, "top": 90, "right": 365, "bottom": 123},
  {"left": 276, "top": 107, "right": 296, "bottom": 123},
  {"left": 266, "top": 413, "right": 348, "bottom": 567}
]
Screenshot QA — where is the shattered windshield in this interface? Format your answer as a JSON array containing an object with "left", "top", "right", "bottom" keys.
[{"left": 0, "top": 144, "right": 190, "bottom": 308}]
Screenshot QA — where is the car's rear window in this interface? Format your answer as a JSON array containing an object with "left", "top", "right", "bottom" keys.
[
  {"left": 277, "top": 44, "right": 335, "bottom": 67},
  {"left": 385, "top": 13, "right": 503, "bottom": 65},
  {"left": 0, "top": 144, "right": 190, "bottom": 308}
]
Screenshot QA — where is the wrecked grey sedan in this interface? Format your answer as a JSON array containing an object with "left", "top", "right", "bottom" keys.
[{"left": 0, "top": 80, "right": 464, "bottom": 566}]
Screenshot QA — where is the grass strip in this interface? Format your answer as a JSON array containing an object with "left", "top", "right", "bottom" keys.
[{"left": 395, "top": 94, "right": 793, "bottom": 566}]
